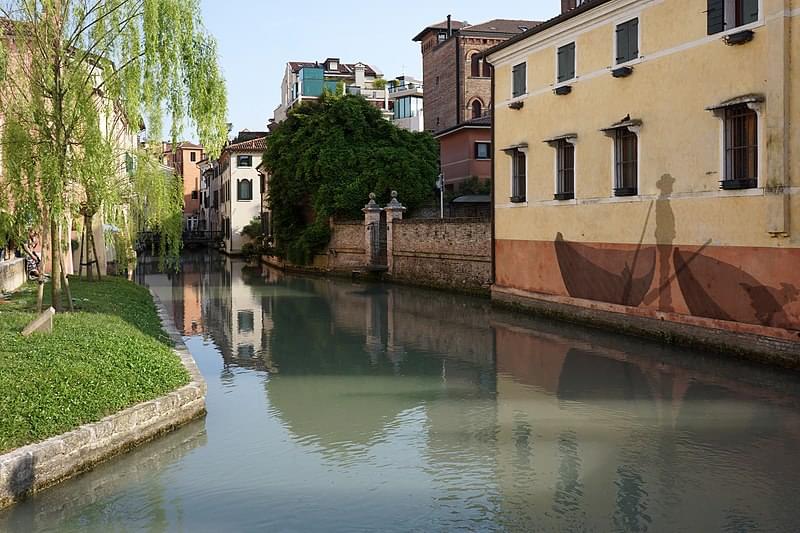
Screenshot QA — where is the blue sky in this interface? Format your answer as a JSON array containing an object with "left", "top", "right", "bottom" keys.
[{"left": 197, "top": 0, "right": 560, "bottom": 136}]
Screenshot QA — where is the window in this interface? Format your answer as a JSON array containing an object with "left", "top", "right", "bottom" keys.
[
  {"left": 512, "top": 63, "right": 527, "bottom": 98},
  {"left": 237, "top": 345, "right": 256, "bottom": 358},
  {"left": 556, "top": 140, "right": 575, "bottom": 200},
  {"left": 475, "top": 142, "right": 491, "bottom": 160},
  {"left": 708, "top": 0, "right": 759, "bottom": 34},
  {"left": 237, "top": 155, "right": 253, "bottom": 167},
  {"left": 191, "top": 190, "right": 198, "bottom": 200},
  {"left": 471, "top": 54, "right": 481, "bottom": 77},
  {"left": 482, "top": 60, "right": 491, "bottom": 78},
  {"left": 190, "top": 151, "right": 197, "bottom": 162},
  {"left": 557, "top": 43, "right": 576, "bottom": 83},
  {"left": 615, "top": 18, "right": 639, "bottom": 64},
  {"left": 437, "top": 31, "right": 447, "bottom": 43},
  {"left": 238, "top": 310, "right": 254, "bottom": 333},
  {"left": 614, "top": 129, "right": 638, "bottom": 196},
  {"left": 511, "top": 150, "right": 526, "bottom": 202},
  {"left": 471, "top": 100, "right": 483, "bottom": 119},
  {"left": 723, "top": 104, "right": 758, "bottom": 188},
  {"left": 237, "top": 179, "right": 253, "bottom": 201},
  {"left": 213, "top": 190, "right": 219, "bottom": 209}
]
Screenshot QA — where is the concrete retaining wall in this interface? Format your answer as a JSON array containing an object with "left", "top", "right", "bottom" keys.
[
  {"left": 0, "top": 292, "right": 207, "bottom": 509},
  {"left": 0, "top": 259, "right": 25, "bottom": 294}
]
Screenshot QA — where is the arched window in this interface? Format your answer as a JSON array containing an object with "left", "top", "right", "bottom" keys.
[
  {"left": 470, "top": 54, "right": 481, "bottom": 77},
  {"left": 471, "top": 100, "right": 483, "bottom": 119},
  {"left": 482, "top": 60, "right": 491, "bottom": 78},
  {"left": 237, "top": 179, "right": 253, "bottom": 201}
]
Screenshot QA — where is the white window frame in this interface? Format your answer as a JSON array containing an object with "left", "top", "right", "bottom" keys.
[
  {"left": 511, "top": 62, "right": 528, "bottom": 100},
  {"left": 612, "top": 16, "right": 642, "bottom": 68},
  {"left": 711, "top": 100, "right": 763, "bottom": 188},
  {"left": 554, "top": 41, "right": 577, "bottom": 88},
  {"left": 549, "top": 137, "right": 578, "bottom": 200},
  {"left": 508, "top": 146, "right": 529, "bottom": 204},
  {"left": 606, "top": 124, "right": 641, "bottom": 198}
]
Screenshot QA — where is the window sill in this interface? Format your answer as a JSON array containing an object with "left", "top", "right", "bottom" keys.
[
  {"left": 611, "top": 66, "right": 634, "bottom": 78},
  {"left": 510, "top": 196, "right": 527, "bottom": 204},
  {"left": 614, "top": 187, "right": 638, "bottom": 197},
  {"left": 554, "top": 192, "right": 575, "bottom": 201},
  {"left": 724, "top": 30, "right": 754, "bottom": 46},
  {"left": 720, "top": 178, "right": 757, "bottom": 190}
]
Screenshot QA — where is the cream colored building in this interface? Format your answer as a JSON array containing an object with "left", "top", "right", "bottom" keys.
[
  {"left": 486, "top": 0, "right": 799, "bottom": 349},
  {"left": 218, "top": 132, "right": 268, "bottom": 254}
]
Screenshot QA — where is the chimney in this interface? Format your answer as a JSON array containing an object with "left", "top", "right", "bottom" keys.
[
  {"left": 447, "top": 14, "right": 452, "bottom": 37},
  {"left": 354, "top": 63, "right": 366, "bottom": 88},
  {"left": 561, "top": 0, "right": 578, "bottom": 13}
]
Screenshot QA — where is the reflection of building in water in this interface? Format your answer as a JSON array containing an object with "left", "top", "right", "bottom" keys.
[
  {"left": 492, "top": 319, "right": 800, "bottom": 531},
  {"left": 201, "top": 258, "right": 272, "bottom": 371}
]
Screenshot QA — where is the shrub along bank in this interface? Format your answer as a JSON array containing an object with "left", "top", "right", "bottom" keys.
[{"left": 0, "top": 277, "right": 189, "bottom": 453}]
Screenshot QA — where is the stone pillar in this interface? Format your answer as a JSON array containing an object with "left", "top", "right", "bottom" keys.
[
  {"left": 362, "top": 193, "right": 382, "bottom": 266},
  {"left": 384, "top": 191, "right": 406, "bottom": 275}
]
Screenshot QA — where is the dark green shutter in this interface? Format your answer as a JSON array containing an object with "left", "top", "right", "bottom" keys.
[
  {"left": 617, "top": 20, "right": 637, "bottom": 64},
  {"left": 742, "top": 0, "right": 758, "bottom": 24},
  {"left": 558, "top": 43, "right": 575, "bottom": 82},
  {"left": 707, "top": 0, "right": 725, "bottom": 34},
  {"left": 513, "top": 63, "right": 526, "bottom": 97}
]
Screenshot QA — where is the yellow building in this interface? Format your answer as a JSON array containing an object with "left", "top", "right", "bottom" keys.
[{"left": 486, "top": 0, "right": 799, "bottom": 353}]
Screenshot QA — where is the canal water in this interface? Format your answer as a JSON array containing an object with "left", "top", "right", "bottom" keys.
[{"left": 2, "top": 253, "right": 800, "bottom": 532}]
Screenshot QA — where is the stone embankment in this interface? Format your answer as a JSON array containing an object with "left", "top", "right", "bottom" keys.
[{"left": 0, "top": 292, "right": 206, "bottom": 510}]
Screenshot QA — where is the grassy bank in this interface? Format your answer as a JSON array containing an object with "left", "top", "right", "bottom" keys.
[{"left": 0, "top": 277, "right": 190, "bottom": 454}]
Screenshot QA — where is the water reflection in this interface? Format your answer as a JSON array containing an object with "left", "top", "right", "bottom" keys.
[{"left": 5, "top": 253, "right": 800, "bottom": 532}]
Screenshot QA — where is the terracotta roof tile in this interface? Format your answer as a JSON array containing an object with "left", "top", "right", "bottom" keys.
[{"left": 225, "top": 136, "right": 267, "bottom": 153}]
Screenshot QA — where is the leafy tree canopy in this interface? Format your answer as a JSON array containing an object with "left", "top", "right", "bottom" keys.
[
  {"left": 0, "top": 0, "right": 228, "bottom": 309},
  {"left": 264, "top": 94, "right": 438, "bottom": 264}
]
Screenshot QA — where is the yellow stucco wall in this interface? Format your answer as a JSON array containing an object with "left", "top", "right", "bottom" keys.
[{"left": 490, "top": 0, "right": 797, "bottom": 249}]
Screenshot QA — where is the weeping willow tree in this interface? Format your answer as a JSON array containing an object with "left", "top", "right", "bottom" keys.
[{"left": 0, "top": 0, "right": 228, "bottom": 311}]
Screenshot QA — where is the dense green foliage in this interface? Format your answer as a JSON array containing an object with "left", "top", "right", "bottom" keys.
[
  {"left": 0, "top": 0, "right": 228, "bottom": 307},
  {"left": 0, "top": 277, "right": 189, "bottom": 453},
  {"left": 264, "top": 94, "right": 438, "bottom": 264}
]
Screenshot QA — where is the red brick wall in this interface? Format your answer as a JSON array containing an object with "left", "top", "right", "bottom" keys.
[{"left": 422, "top": 37, "right": 458, "bottom": 132}]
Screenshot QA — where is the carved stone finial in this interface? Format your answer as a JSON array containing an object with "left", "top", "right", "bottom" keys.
[
  {"left": 386, "top": 190, "right": 406, "bottom": 211},
  {"left": 363, "top": 192, "right": 380, "bottom": 211}
]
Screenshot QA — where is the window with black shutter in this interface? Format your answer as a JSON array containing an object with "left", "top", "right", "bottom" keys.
[
  {"left": 615, "top": 19, "right": 639, "bottom": 64},
  {"left": 555, "top": 140, "right": 575, "bottom": 200},
  {"left": 237, "top": 179, "right": 253, "bottom": 201},
  {"left": 512, "top": 63, "right": 527, "bottom": 98},
  {"left": 511, "top": 150, "right": 526, "bottom": 202},
  {"left": 722, "top": 104, "right": 758, "bottom": 189},
  {"left": 614, "top": 129, "right": 638, "bottom": 196},
  {"left": 475, "top": 142, "right": 491, "bottom": 160},
  {"left": 708, "top": 0, "right": 759, "bottom": 35},
  {"left": 557, "top": 43, "right": 576, "bottom": 83}
]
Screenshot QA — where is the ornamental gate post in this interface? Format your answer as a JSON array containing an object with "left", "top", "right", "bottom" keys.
[
  {"left": 384, "top": 191, "right": 406, "bottom": 275},
  {"left": 362, "top": 193, "right": 383, "bottom": 266}
]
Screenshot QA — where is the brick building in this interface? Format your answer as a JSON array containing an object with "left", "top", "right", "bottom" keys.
[
  {"left": 162, "top": 142, "right": 205, "bottom": 231},
  {"left": 413, "top": 17, "right": 538, "bottom": 134},
  {"left": 413, "top": 17, "right": 538, "bottom": 192}
]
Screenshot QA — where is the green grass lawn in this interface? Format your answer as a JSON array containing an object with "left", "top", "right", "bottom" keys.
[{"left": 0, "top": 277, "right": 190, "bottom": 454}]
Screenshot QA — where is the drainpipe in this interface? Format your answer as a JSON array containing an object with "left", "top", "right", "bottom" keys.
[
  {"left": 455, "top": 33, "right": 461, "bottom": 126},
  {"left": 765, "top": 0, "right": 791, "bottom": 238},
  {"left": 488, "top": 56, "right": 496, "bottom": 286}
]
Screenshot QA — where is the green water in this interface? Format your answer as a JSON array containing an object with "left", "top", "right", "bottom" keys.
[{"left": 2, "top": 253, "right": 800, "bottom": 532}]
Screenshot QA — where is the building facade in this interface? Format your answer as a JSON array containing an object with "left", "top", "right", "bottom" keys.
[
  {"left": 414, "top": 17, "right": 538, "bottom": 134},
  {"left": 434, "top": 116, "right": 492, "bottom": 191},
  {"left": 388, "top": 76, "right": 424, "bottom": 132},
  {"left": 162, "top": 142, "right": 205, "bottom": 231},
  {"left": 487, "top": 0, "right": 799, "bottom": 347},
  {"left": 217, "top": 132, "right": 268, "bottom": 254},
  {"left": 273, "top": 58, "right": 389, "bottom": 122}
]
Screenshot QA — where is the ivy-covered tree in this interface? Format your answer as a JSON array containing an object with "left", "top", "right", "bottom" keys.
[
  {"left": 263, "top": 94, "right": 438, "bottom": 264},
  {"left": 0, "top": 0, "right": 228, "bottom": 311}
]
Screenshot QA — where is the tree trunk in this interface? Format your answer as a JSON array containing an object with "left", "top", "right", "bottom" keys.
[{"left": 50, "top": 217, "right": 62, "bottom": 312}]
